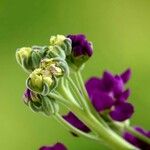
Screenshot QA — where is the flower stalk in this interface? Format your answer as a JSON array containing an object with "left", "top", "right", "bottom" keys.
[
  {"left": 49, "top": 81, "right": 138, "bottom": 150},
  {"left": 16, "top": 34, "right": 150, "bottom": 150}
]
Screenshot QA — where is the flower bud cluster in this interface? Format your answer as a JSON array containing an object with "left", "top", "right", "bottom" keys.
[{"left": 16, "top": 34, "right": 93, "bottom": 115}]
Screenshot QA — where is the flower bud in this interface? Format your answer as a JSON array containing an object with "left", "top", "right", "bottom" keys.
[
  {"left": 46, "top": 45, "right": 66, "bottom": 59},
  {"left": 16, "top": 46, "right": 47, "bottom": 73},
  {"left": 23, "top": 88, "right": 43, "bottom": 111},
  {"left": 16, "top": 47, "right": 32, "bottom": 71},
  {"left": 40, "top": 58, "right": 69, "bottom": 77},
  {"left": 67, "top": 34, "right": 93, "bottom": 71},
  {"left": 49, "top": 35, "right": 72, "bottom": 56},
  {"left": 23, "top": 88, "right": 57, "bottom": 116},
  {"left": 26, "top": 68, "right": 56, "bottom": 95}
]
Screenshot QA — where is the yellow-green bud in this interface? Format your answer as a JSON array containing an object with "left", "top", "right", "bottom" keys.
[
  {"left": 26, "top": 68, "right": 56, "bottom": 95},
  {"left": 49, "top": 35, "right": 72, "bottom": 56},
  {"left": 29, "top": 68, "right": 43, "bottom": 91},
  {"left": 16, "top": 47, "right": 32, "bottom": 69},
  {"left": 16, "top": 46, "right": 47, "bottom": 73},
  {"left": 40, "top": 58, "right": 68, "bottom": 77},
  {"left": 50, "top": 35, "right": 66, "bottom": 46},
  {"left": 43, "top": 76, "right": 53, "bottom": 87}
]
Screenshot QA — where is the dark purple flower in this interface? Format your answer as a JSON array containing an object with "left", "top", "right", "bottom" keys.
[
  {"left": 67, "top": 34, "right": 93, "bottom": 69},
  {"left": 67, "top": 34, "right": 93, "bottom": 57},
  {"left": 63, "top": 112, "right": 90, "bottom": 134},
  {"left": 85, "top": 69, "right": 134, "bottom": 121},
  {"left": 123, "top": 127, "right": 150, "bottom": 150},
  {"left": 39, "top": 142, "right": 67, "bottom": 150}
]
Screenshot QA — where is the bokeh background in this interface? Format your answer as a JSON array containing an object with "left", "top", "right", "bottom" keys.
[{"left": 0, "top": 0, "right": 150, "bottom": 149}]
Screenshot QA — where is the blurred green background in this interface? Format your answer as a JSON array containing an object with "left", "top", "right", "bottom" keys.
[{"left": 0, "top": 0, "right": 150, "bottom": 149}]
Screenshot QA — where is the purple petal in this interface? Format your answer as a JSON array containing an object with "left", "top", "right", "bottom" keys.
[
  {"left": 102, "top": 71, "right": 115, "bottom": 92},
  {"left": 117, "top": 89, "right": 130, "bottom": 102},
  {"left": 39, "top": 147, "right": 50, "bottom": 150},
  {"left": 24, "top": 88, "right": 31, "bottom": 99},
  {"left": 123, "top": 127, "right": 150, "bottom": 150},
  {"left": 134, "top": 127, "right": 150, "bottom": 138},
  {"left": 73, "top": 46, "right": 83, "bottom": 57},
  {"left": 83, "top": 42, "right": 93, "bottom": 56},
  {"left": 113, "top": 75, "right": 124, "bottom": 96},
  {"left": 67, "top": 34, "right": 93, "bottom": 58},
  {"left": 91, "top": 90, "right": 114, "bottom": 111},
  {"left": 23, "top": 88, "right": 32, "bottom": 103},
  {"left": 53, "top": 143, "right": 67, "bottom": 150},
  {"left": 109, "top": 102, "right": 134, "bottom": 121},
  {"left": 120, "top": 68, "right": 131, "bottom": 84},
  {"left": 63, "top": 112, "right": 90, "bottom": 133},
  {"left": 123, "top": 132, "right": 140, "bottom": 148},
  {"left": 147, "top": 132, "right": 150, "bottom": 138},
  {"left": 85, "top": 77, "right": 102, "bottom": 97},
  {"left": 39, "top": 143, "right": 67, "bottom": 150}
]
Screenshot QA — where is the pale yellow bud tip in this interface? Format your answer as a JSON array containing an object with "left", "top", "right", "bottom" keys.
[{"left": 50, "top": 35, "right": 66, "bottom": 46}]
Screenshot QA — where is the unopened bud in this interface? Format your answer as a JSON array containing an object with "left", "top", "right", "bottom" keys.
[
  {"left": 67, "top": 34, "right": 93, "bottom": 71},
  {"left": 26, "top": 68, "right": 56, "bottom": 95},
  {"left": 16, "top": 46, "right": 47, "bottom": 73},
  {"left": 40, "top": 58, "right": 69, "bottom": 77},
  {"left": 23, "top": 88, "right": 57, "bottom": 116},
  {"left": 49, "top": 35, "right": 72, "bottom": 56}
]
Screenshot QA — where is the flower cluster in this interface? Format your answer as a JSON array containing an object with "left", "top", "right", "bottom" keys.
[
  {"left": 85, "top": 69, "right": 134, "bottom": 121},
  {"left": 16, "top": 34, "right": 150, "bottom": 150}
]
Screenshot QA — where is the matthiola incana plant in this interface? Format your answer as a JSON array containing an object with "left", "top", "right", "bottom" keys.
[{"left": 16, "top": 34, "right": 150, "bottom": 150}]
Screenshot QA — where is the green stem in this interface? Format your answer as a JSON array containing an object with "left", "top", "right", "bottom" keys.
[
  {"left": 75, "top": 71, "right": 109, "bottom": 128},
  {"left": 67, "top": 76, "right": 89, "bottom": 111},
  {"left": 53, "top": 113, "right": 100, "bottom": 141},
  {"left": 57, "top": 78, "right": 80, "bottom": 107},
  {"left": 49, "top": 93, "right": 138, "bottom": 150}
]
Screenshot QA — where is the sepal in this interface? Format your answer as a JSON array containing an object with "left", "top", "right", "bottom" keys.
[{"left": 49, "top": 35, "right": 72, "bottom": 56}]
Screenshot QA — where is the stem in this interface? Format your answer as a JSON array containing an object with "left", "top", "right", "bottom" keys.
[
  {"left": 81, "top": 113, "right": 138, "bottom": 150},
  {"left": 67, "top": 76, "right": 89, "bottom": 111},
  {"left": 53, "top": 113, "right": 100, "bottom": 141},
  {"left": 57, "top": 78, "right": 80, "bottom": 107},
  {"left": 49, "top": 93, "right": 138, "bottom": 150},
  {"left": 75, "top": 71, "right": 109, "bottom": 128}
]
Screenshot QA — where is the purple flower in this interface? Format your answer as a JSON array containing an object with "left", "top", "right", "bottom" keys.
[
  {"left": 39, "top": 142, "right": 67, "bottom": 150},
  {"left": 67, "top": 34, "right": 93, "bottom": 69},
  {"left": 123, "top": 127, "right": 150, "bottom": 150},
  {"left": 67, "top": 34, "right": 93, "bottom": 57},
  {"left": 85, "top": 69, "right": 134, "bottom": 121},
  {"left": 63, "top": 112, "right": 90, "bottom": 135}
]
